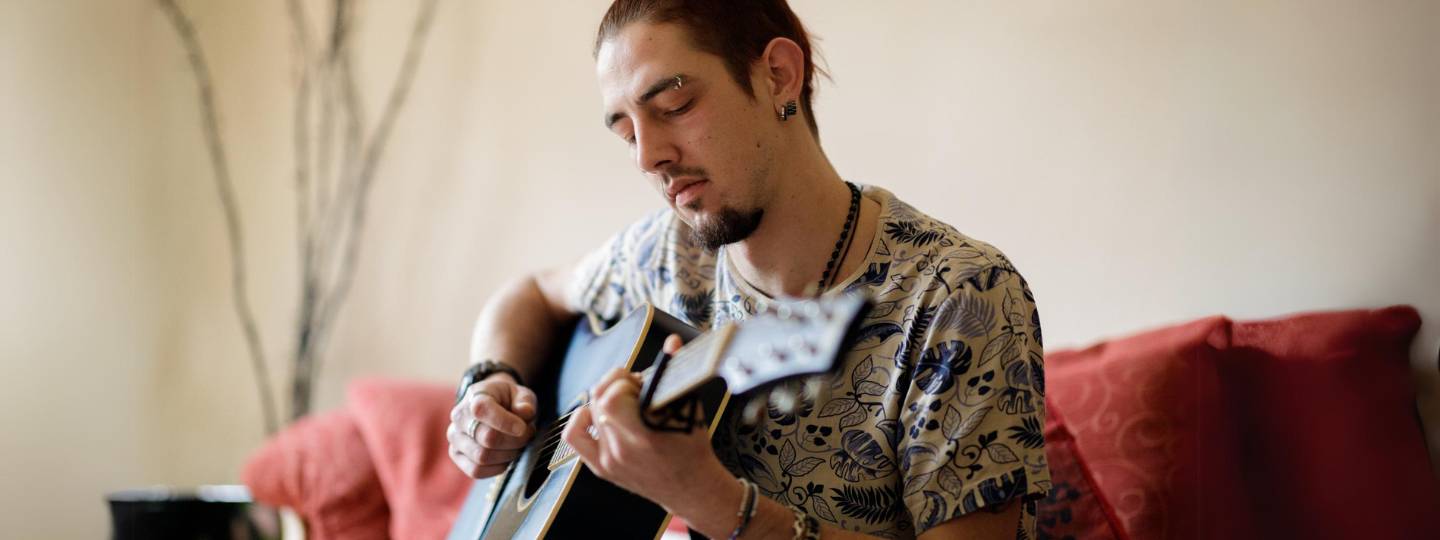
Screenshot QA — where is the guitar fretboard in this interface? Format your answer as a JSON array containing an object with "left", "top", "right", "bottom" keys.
[{"left": 640, "top": 325, "right": 733, "bottom": 410}]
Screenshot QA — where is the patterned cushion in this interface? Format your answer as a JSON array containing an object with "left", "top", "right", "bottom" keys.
[
  {"left": 1045, "top": 316, "right": 1238, "bottom": 538},
  {"left": 1036, "top": 405, "right": 1124, "bottom": 540}
]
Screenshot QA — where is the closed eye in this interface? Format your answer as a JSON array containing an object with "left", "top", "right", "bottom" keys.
[
  {"left": 664, "top": 99, "right": 694, "bottom": 117},
  {"left": 614, "top": 124, "right": 634, "bottom": 145}
]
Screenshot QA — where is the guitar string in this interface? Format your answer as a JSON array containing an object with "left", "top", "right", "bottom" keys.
[
  {"left": 529, "top": 380, "right": 697, "bottom": 453},
  {"left": 531, "top": 395, "right": 710, "bottom": 459},
  {"left": 523, "top": 350, "right": 705, "bottom": 453},
  {"left": 530, "top": 401, "right": 666, "bottom": 458},
  {"left": 524, "top": 336, "right": 729, "bottom": 455},
  {"left": 529, "top": 334, "right": 727, "bottom": 457},
  {"left": 531, "top": 377, "right": 819, "bottom": 455},
  {"left": 474, "top": 409, "right": 577, "bottom": 461}
]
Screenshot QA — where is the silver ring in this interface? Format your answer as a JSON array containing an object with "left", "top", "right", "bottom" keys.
[
  {"left": 586, "top": 425, "right": 601, "bottom": 440},
  {"left": 465, "top": 418, "right": 480, "bottom": 439}
]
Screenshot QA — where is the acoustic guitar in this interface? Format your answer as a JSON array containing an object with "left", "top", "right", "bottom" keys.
[{"left": 446, "top": 294, "right": 870, "bottom": 539}]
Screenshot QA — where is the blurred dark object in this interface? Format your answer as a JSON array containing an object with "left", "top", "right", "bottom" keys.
[{"left": 107, "top": 485, "right": 279, "bottom": 540}]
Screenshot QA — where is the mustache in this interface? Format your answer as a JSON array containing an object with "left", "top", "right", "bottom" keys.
[{"left": 660, "top": 165, "right": 709, "bottom": 183}]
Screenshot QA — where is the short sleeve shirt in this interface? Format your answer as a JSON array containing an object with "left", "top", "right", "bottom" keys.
[{"left": 567, "top": 185, "right": 1051, "bottom": 539}]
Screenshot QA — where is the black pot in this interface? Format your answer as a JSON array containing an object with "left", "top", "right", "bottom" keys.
[{"left": 107, "top": 485, "right": 278, "bottom": 540}]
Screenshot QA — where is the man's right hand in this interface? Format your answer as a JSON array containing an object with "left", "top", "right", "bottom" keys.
[{"left": 447, "top": 374, "right": 538, "bottom": 478}]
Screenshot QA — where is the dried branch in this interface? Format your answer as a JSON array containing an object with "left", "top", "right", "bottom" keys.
[
  {"left": 308, "top": 0, "right": 440, "bottom": 382},
  {"left": 290, "top": 0, "right": 440, "bottom": 418},
  {"left": 163, "top": 0, "right": 441, "bottom": 422},
  {"left": 338, "top": 32, "right": 365, "bottom": 215},
  {"left": 285, "top": 0, "right": 317, "bottom": 300},
  {"left": 157, "top": 0, "right": 280, "bottom": 435}
]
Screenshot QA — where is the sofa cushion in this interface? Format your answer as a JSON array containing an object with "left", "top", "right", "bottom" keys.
[
  {"left": 1036, "top": 404, "right": 1125, "bottom": 540},
  {"left": 349, "top": 378, "right": 473, "bottom": 540},
  {"left": 240, "top": 408, "right": 390, "bottom": 540},
  {"left": 1045, "top": 316, "right": 1240, "bottom": 538},
  {"left": 1045, "top": 306, "right": 1439, "bottom": 539},
  {"left": 1221, "top": 305, "right": 1438, "bottom": 537}
]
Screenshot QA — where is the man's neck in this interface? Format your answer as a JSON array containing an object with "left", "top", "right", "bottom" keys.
[{"left": 725, "top": 141, "right": 876, "bottom": 298}]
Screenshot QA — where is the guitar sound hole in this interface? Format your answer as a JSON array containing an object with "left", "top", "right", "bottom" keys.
[{"left": 522, "top": 418, "right": 566, "bottom": 499}]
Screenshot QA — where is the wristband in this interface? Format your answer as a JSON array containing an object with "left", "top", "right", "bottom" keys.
[
  {"left": 455, "top": 360, "right": 525, "bottom": 405},
  {"left": 728, "top": 478, "right": 758, "bottom": 540}
]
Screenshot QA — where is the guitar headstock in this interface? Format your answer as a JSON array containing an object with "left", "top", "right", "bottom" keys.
[
  {"left": 643, "top": 293, "right": 870, "bottom": 411},
  {"left": 716, "top": 293, "right": 870, "bottom": 396}
]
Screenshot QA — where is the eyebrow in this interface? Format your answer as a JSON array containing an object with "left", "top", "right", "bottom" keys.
[{"left": 604, "top": 73, "right": 689, "bottom": 130}]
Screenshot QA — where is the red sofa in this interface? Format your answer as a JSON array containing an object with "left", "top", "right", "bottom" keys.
[
  {"left": 243, "top": 306, "right": 1440, "bottom": 539},
  {"left": 1035, "top": 305, "right": 1440, "bottom": 539}
]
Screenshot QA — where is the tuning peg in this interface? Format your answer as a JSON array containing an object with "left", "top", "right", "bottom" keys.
[
  {"left": 803, "top": 301, "right": 822, "bottom": 321},
  {"left": 770, "top": 385, "right": 798, "bottom": 413},
  {"left": 803, "top": 377, "right": 824, "bottom": 402},
  {"left": 741, "top": 396, "right": 766, "bottom": 426}
]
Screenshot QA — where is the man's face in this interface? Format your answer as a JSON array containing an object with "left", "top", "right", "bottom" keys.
[{"left": 597, "top": 22, "right": 777, "bottom": 249}]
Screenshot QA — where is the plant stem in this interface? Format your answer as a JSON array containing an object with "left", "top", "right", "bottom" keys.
[{"left": 157, "top": 0, "right": 280, "bottom": 435}]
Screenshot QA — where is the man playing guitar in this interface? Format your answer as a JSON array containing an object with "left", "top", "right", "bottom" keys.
[{"left": 447, "top": 1, "right": 1050, "bottom": 538}]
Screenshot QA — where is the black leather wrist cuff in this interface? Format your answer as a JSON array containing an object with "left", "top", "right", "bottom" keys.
[{"left": 455, "top": 360, "right": 525, "bottom": 405}]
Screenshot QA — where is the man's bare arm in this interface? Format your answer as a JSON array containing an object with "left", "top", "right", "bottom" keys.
[
  {"left": 468, "top": 267, "right": 579, "bottom": 381},
  {"left": 448, "top": 266, "right": 578, "bottom": 478}
]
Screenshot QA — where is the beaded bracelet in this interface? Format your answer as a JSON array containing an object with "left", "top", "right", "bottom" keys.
[
  {"left": 728, "top": 478, "right": 758, "bottom": 540},
  {"left": 789, "top": 507, "right": 820, "bottom": 540}
]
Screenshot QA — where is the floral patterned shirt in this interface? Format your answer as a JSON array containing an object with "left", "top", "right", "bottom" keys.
[{"left": 567, "top": 185, "right": 1050, "bottom": 539}]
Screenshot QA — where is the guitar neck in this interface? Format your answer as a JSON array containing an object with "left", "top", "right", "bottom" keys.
[
  {"left": 637, "top": 324, "right": 737, "bottom": 412},
  {"left": 639, "top": 294, "right": 867, "bottom": 411}
]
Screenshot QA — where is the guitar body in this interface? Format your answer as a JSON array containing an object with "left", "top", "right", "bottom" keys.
[
  {"left": 447, "top": 304, "right": 718, "bottom": 540},
  {"left": 447, "top": 294, "right": 871, "bottom": 540}
]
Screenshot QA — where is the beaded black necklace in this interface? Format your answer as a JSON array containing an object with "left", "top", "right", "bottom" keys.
[{"left": 817, "top": 181, "right": 861, "bottom": 294}]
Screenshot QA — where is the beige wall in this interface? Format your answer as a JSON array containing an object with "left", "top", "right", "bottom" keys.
[
  {"left": 3, "top": 0, "right": 1437, "bottom": 536},
  {"left": 1, "top": 0, "right": 161, "bottom": 537}
]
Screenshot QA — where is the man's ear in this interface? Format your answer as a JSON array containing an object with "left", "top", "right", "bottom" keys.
[{"left": 759, "top": 37, "right": 805, "bottom": 110}]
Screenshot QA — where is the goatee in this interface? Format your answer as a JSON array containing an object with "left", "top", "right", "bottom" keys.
[{"left": 690, "top": 206, "right": 764, "bottom": 252}]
